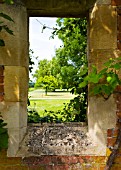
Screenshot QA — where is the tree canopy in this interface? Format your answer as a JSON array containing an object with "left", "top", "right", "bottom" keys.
[{"left": 34, "top": 18, "right": 88, "bottom": 121}]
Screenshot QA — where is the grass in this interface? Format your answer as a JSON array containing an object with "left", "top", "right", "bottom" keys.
[
  {"left": 28, "top": 99, "right": 70, "bottom": 117},
  {"left": 28, "top": 89, "right": 76, "bottom": 117},
  {"left": 28, "top": 87, "right": 35, "bottom": 92}
]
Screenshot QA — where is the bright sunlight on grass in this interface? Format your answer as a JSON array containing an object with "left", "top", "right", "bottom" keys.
[{"left": 28, "top": 99, "right": 70, "bottom": 117}]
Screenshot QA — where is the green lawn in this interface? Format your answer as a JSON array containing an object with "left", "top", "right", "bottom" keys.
[{"left": 28, "top": 99, "right": 70, "bottom": 117}]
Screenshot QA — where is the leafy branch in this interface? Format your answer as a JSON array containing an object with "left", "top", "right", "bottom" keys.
[{"left": 79, "top": 58, "right": 121, "bottom": 99}]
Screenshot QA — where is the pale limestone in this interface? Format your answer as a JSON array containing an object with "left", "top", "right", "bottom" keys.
[
  {"left": 88, "top": 49, "right": 119, "bottom": 71},
  {"left": 4, "top": 66, "right": 28, "bottom": 102},
  {"left": 88, "top": 95, "right": 116, "bottom": 153},
  {"left": 89, "top": 5, "right": 117, "bottom": 50},
  {"left": 2, "top": 102, "right": 27, "bottom": 129},
  {"left": 0, "top": 4, "right": 28, "bottom": 67},
  {"left": 95, "top": 0, "right": 111, "bottom": 4},
  {"left": 7, "top": 127, "right": 27, "bottom": 157}
]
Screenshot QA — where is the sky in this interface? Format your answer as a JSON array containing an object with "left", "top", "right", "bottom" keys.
[
  {"left": 29, "top": 17, "right": 63, "bottom": 61},
  {"left": 29, "top": 17, "right": 63, "bottom": 79}
]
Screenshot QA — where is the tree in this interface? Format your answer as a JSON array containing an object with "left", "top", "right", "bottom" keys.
[
  {"left": 34, "top": 58, "right": 60, "bottom": 94},
  {"left": 51, "top": 18, "right": 87, "bottom": 92},
  {"left": 35, "top": 75, "right": 58, "bottom": 95},
  {"left": 34, "top": 18, "right": 88, "bottom": 121},
  {"left": 34, "top": 59, "right": 51, "bottom": 78},
  {"left": 50, "top": 18, "right": 88, "bottom": 121}
]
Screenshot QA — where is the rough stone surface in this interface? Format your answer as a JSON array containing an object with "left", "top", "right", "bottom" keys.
[
  {"left": 96, "top": 0, "right": 111, "bottom": 4},
  {"left": 88, "top": 49, "right": 121, "bottom": 71},
  {"left": 22, "top": 0, "right": 96, "bottom": 17},
  {"left": 0, "top": 4, "right": 28, "bottom": 67},
  {"left": 4, "top": 66, "right": 28, "bottom": 102},
  {"left": 0, "top": 0, "right": 119, "bottom": 159},
  {"left": 88, "top": 1, "right": 117, "bottom": 158},
  {"left": 89, "top": 5, "right": 117, "bottom": 50},
  {"left": 17, "top": 123, "right": 97, "bottom": 156}
]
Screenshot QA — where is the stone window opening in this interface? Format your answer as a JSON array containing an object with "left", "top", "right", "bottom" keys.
[
  {"left": 28, "top": 16, "right": 87, "bottom": 124},
  {"left": 0, "top": 0, "right": 117, "bottom": 158}
]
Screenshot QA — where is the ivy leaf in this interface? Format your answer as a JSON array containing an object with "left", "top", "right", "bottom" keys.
[
  {"left": 88, "top": 74, "right": 100, "bottom": 84},
  {"left": 113, "top": 63, "right": 121, "bottom": 70},
  {"left": 91, "top": 65, "right": 97, "bottom": 74},
  {"left": 0, "top": 128, "right": 7, "bottom": 134},
  {"left": 101, "top": 85, "right": 111, "bottom": 95},
  {"left": 0, "top": 133, "right": 8, "bottom": 149},
  {"left": 3, "top": 25, "right": 14, "bottom": 35},
  {"left": 0, "top": 12, "right": 14, "bottom": 22},
  {"left": 91, "top": 85, "right": 101, "bottom": 95},
  {"left": 79, "top": 81, "right": 88, "bottom": 88},
  {"left": 99, "top": 68, "right": 108, "bottom": 75},
  {"left": 0, "top": 39, "right": 5, "bottom": 46},
  {"left": 104, "top": 58, "right": 114, "bottom": 67}
]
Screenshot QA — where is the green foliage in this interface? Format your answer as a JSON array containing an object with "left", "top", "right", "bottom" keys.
[
  {"left": 28, "top": 108, "right": 40, "bottom": 123},
  {"left": 0, "top": 113, "right": 8, "bottom": 150},
  {"left": 80, "top": 58, "right": 121, "bottom": 99},
  {"left": 29, "top": 49, "right": 35, "bottom": 73},
  {"left": 35, "top": 75, "right": 58, "bottom": 95},
  {"left": 42, "top": 93, "right": 87, "bottom": 122},
  {"left": 27, "top": 93, "right": 86, "bottom": 123},
  {"left": 34, "top": 18, "right": 88, "bottom": 121},
  {"left": 3, "top": 0, "right": 14, "bottom": 4},
  {"left": 34, "top": 59, "right": 51, "bottom": 78},
  {"left": 51, "top": 18, "right": 87, "bottom": 91},
  {"left": 51, "top": 18, "right": 88, "bottom": 121}
]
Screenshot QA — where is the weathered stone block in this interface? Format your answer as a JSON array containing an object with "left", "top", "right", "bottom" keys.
[
  {"left": 96, "top": 0, "right": 111, "bottom": 5},
  {"left": 88, "top": 95, "right": 116, "bottom": 154},
  {"left": 0, "top": 4, "right": 28, "bottom": 67},
  {"left": 0, "top": 35, "right": 28, "bottom": 67},
  {"left": 88, "top": 96, "right": 116, "bottom": 130},
  {"left": 2, "top": 102, "right": 20, "bottom": 129},
  {"left": 89, "top": 5, "right": 117, "bottom": 50},
  {"left": 7, "top": 127, "right": 27, "bottom": 157},
  {"left": 4, "top": 66, "right": 28, "bottom": 102},
  {"left": 88, "top": 49, "right": 118, "bottom": 71}
]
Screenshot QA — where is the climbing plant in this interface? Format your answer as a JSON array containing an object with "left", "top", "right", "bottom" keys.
[
  {"left": 80, "top": 57, "right": 121, "bottom": 97},
  {"left": 80, "top": 57, "right": 121, "bottom": 170}
]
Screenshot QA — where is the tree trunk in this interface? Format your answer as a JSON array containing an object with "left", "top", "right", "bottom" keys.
[
  {"left": 105, "top": 85, "right": 121, "bottom": 170},
  {"left": 45, "top": 87, "right": 48, "bottom": 96}
]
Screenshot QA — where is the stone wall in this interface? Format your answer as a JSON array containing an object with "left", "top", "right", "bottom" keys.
[
  {"left": 0, "top": 0, "right": 121, "bottom": 169},
  {"left": 88, "top": 0, "right": 117, "bottom": 156},
  {"left": 0, "top": 2, "right": 28, "bottom": 156},
  {"left": 0, "top": 66, "right": 4, "bottom": 102}
]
